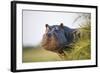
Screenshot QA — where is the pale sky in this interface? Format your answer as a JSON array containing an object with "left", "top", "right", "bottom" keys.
[{"left": 23, "top": 10, "right": 89, "bottom": 46}]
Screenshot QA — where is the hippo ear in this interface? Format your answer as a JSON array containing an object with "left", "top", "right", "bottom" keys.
[
  {"left": 45, "top": 24, "right": 49, "bottom": 28},
  {"left": 60, "top": 23, "right": 64, "bottom": 28}
]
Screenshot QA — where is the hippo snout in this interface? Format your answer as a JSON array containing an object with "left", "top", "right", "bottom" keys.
[{"left": 46, "top": 33, "right": 52, "bottom": 37}]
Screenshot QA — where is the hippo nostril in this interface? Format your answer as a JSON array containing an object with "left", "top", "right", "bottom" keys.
[{"left": 46, "top": 33, "right": 51, "bottom": 37}]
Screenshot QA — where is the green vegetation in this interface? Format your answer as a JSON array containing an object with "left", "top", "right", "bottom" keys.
[
  {"left": 63, "top": 33, "right": 91, "bottom": 60},
  {"left": 62, "top": 14, "right": 91, "bottom": 60},
  {"left": 22, "top": 47, "right": 62, "bottom": 62}
]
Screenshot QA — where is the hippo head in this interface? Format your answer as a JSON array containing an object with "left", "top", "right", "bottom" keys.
[{"left": 41, "top": 23, "right": 67, "bottom": 52}]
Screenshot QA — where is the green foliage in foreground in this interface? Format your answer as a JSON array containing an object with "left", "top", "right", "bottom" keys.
[
  {"left": 63, "top": 39, "right": 91, "bottom": 60},
  {"left": 63, "top": 23, "right": 91, "bottom": 60}
]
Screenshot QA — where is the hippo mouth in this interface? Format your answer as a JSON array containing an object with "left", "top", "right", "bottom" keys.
[
  {"left": 41, "top": 34, "right": 59, "bottom": 51},
  {"left": 41, "top": 38, "right": 51, "bottom": 46}
]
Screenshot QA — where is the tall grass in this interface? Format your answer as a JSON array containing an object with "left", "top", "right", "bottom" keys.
[{"left": 63, "top": 14, "right": 91, "bottom": 60}]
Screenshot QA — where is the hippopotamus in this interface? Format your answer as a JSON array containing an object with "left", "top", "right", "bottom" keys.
[{"left": 41, "top": 23, "right": 80, "bottom": 55}]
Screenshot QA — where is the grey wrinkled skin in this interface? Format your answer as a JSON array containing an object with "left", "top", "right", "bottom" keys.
[{"left": 41, "top": 23, "right": 79, "bottom": 54}]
